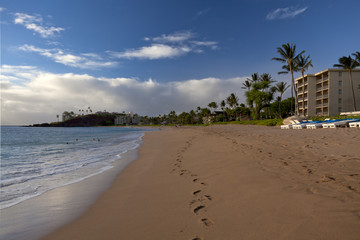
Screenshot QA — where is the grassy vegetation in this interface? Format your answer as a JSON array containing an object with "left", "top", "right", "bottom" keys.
[
  {"left": 213, "top": 119, "right": 283, "bottom": 126},
  {"left": 309, "top": 115, "right": 360, "bottom": 121}
]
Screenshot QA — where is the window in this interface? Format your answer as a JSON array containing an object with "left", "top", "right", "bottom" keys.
[
  {"left": 338, "top": 107, "right": 342, "bottom": 113},
  {"left": 339, "top": 89, "right": 342, "bottom": 95},
  {"left": 339, "top": 80, "right": 342, "bottom": 86},
  {"left": 339, "top": 72, "right": 342, "bottom": 77},
  {"left": 338, "top": 98, "right": 342, "bottom": 104}
]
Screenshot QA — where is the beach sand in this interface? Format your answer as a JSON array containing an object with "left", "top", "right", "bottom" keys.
[{"left": 42, "top": 125, "right": 360, "bottom": 240}]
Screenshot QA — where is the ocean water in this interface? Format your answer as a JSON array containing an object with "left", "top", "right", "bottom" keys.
[{"left": 0, "top": 126, "right": 146, "bottom": 210}]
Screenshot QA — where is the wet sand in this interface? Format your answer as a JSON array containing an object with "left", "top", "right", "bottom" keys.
[{"left": 42, "top": 125, "right": 360, "bottom": 240}]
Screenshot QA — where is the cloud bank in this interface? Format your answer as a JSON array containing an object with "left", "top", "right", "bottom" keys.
[
  {"left": 1, "top": 65, "right": 247, "bottom": 125},
  {"left": 14, "top": 13, "right": 64, "bottom": 38},
  {"left": 266, "top": 6, "right": 308, "bottom": 20}
]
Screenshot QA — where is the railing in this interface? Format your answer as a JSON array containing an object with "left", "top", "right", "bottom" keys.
[
  {"left": 316, "top": 77, "right": 328, "bottom": 84},
  {"left": 316, "top": 103, "right": 328, "bottom": 108}
]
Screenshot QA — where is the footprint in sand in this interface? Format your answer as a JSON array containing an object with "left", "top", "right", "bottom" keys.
[
  {"left": 321, "top": 175, "right": 336, "bottom": 182},
  {"left": 201, "top": 218, "right": 214, "bottom": 227},
  {"left": 349, "top": 173, "right": 359, "bottom": 177},
  {"left": 193, "top": 205, "right": 205, "bottom": 214},
  {"left": 193, "top": 190, "right": 201, "bottom": 196},
  {"left": 204, "top": 195, "right": 212, "bottom": 201}
]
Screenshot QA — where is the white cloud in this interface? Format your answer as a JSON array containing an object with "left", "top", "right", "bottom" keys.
[
  {"left": 1, "top": 65, "right": 247, "bottom": 125},
  {"left": 266, "top": 6, "right": 308, "bottom": 20},
  {"left": 18, "top": 44, "right": 117, "bottom": 69},
  {"left": 108, "top": 44, "right": 191, "bottom": 60},
  {"left": 191, "top": 41, "right": 218, "bottom": 50},
  {"left": 0, "top": 7, "right": 5, "bottom": 12},
  {"left": 110, "top": 31, "right": 218, "bottom": 60},
  {"left": 14, "top": 12, "right": 64, "bottom": 38},
  {"left": 197, "top": 8, "right": 210, "bottom": 17},
  {"left": 152, "top": 31, "right": 194, "bottom": 43}
]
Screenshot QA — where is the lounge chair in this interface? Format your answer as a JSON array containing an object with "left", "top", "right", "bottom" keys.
[
  {"left": 280, "top": 120, "right": 298, "bottom": 129},
  {"left": 349, "top": 120, "right": 360, "bottom": 128},
  {"left": 306, "top": 122, "right": 323, "bottom": 129},
  {"left": 322, "top": 119, "right": 341, "bottom": 128},
  {"left": 326, "top": 119, "right": 358, "bottom": 128}
]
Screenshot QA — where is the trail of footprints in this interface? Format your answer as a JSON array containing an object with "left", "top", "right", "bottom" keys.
[{"left": 170, "top": 137, "right": 214, "bottom": 240}]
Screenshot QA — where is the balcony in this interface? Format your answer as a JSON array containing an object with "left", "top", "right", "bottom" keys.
[
  {"left": 316, "top": 77, "right": 328, "bottom": 84},
  {"left": 316, "top": 103, "right": 328, "bottom": 108}
]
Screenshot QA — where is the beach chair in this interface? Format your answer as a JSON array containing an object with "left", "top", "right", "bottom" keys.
[
  {"left": 280, "top": 120, "right": 298, "bottom": 129},
  {"left": 322, "top": 119, "right": 340, "bottom": 128},
  {"left": 281, "top": 124, "right": 291, "bottom": 129},
  {"left": 292, "top": 122, "right": 308, "bottom": 129},
  {"left": 349, "top": 120, "right": 360, "bottom": 128},
  {"left": 305, "top": 121, "right": 324, "bottom": 129},
  {"left": 306, "top": 122, "right": 323, "bottom": 129},
  {"left": 327, "top": 119, "right": 358, "bottom": 128}
]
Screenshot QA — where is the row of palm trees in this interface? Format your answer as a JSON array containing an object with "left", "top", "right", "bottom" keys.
[
  {"left": 152, "top": 44, "right": 359, "bottom": 124},
  {"left": 273, "top": 44, "right": 360, "bottom": 113}
]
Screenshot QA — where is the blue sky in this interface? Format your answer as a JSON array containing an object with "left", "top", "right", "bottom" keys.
[{"left": 1, "top": 0, "right": 359, "bottom": 124}]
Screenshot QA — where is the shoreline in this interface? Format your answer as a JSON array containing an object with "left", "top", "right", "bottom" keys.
[
  {"left": 0, "top": 148, "right": 140, "bottom": 240},
  {"left": 41, "top": 125, "right": 360, "bottom": 240}
]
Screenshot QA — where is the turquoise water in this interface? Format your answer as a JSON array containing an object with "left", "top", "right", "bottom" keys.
[{"left": 1, "top": 126, "right": 146, "bottom": 209}]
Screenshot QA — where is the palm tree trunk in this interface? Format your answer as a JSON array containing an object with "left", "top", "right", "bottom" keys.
[
  {"left": 289, "top": 62, "right": 294, "bottom": 115},
  {"left": 290, "top": 67, "right": 299, "bottom": 115},
  {"left": 349, "top": 70, "right": 357, "bottom": 111},
  {"left": 278, "top": 96, "right": 282, "bottom": 118}
]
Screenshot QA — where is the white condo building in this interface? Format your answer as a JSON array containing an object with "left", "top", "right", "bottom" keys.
[{"left": 295, "top": 68, "right": 360, "bottom": 116}]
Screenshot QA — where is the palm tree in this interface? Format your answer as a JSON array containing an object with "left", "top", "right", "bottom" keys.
[
  {"left": 226, "top": 93, "right": 239, "bottom": 120},
  {"left": 274, "top": 82, "right": 290, "bottom": 118},
  {"left": 354, "top": 51, "right": 360, "bottom": 90},
  {"left": 247, "top": 73, "right": 260, "bottom": 83},
  {"left": 297, "top": 54, "right": 313, "bottom": 79},
  {"left": 208, "top": 102, "right": 218, "bottom": 113},
  {"left": 278, "top": 61, "right": 298, "bottom": 75},
  {"left": 241, "top": 80, "right": 252, "bottom": 91},
  {"left": 333, "top": 56, "right": 359, "bottom": 111},
  {"left": 297, "top": 54, "right": 313, "bottom": 115},
  {"left": 260, "top": 73, "right": 275, "bottom": 118},
  {"left": 353, "top": 51, "right": 360, "bottom": 64},
  {"left": 220, "top": 100, "right": 227, "bottom": 121},
  {"left": 260, "top": 73, "right": 275, "bottom": 90},
  {"left": 246, "top": 81, "right": 270, "bottom": 120},
  {"left": 272, "top": 43, "right": 305, "bottom": 115}
]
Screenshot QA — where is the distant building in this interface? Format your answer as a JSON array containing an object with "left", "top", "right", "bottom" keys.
[
  {"left": 295, "top": 68, "right": 360, "bottom": 116},
  {"left": 114, "top": 112, "right": 141, "bottom": 125}
]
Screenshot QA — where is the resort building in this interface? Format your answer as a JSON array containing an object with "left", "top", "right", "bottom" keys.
[
  {"left": 114, "top": 112, "right": 141, "bottom": 125},
  {"left": 295, "top": 68, "right": 360, "bottom": 116}
]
